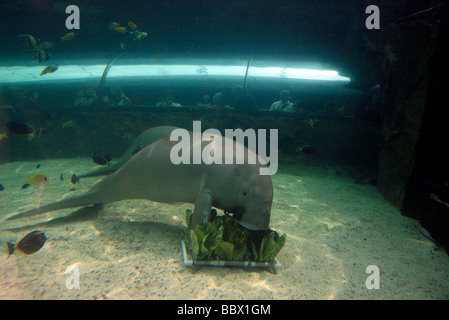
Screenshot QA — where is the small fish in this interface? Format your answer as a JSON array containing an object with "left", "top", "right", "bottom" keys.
[
  {"left": 19, "top": 34, "right": 39, "bottom": 50},
  {"left": 108, "top": 22, "right": 120, "bottom": 33},
  {"left": 60, "top": 32, "right": 76, "bottom": 41},
  {"left": 0, "top": 184, "right": 4, "bottom": 191},
  {"left": 39, "top": 64, "right": 58, "bottom": 76},
  {"left": 70, "top": 174, "right": 79, "bottom": 185},
  {"left": 154, "top": 54, "right": 164, "bottom": 62},
  {"left": 36, "top": 164, "right": 41, "bottom": 169},
  {"left": 69, "top": 188, "right": 76, "bottom": 192},
  {"left": 27, "top": 173, "right": 50, "bottom": 186},
  {"left": 39, "top": 41, "right": 54, "bottom": 50},
  {"left": 34, "top": 49, "right": 50, "bottom": 63},
  {"left": 425, "top": 178, "right": 449, "bottom": 188},
  {"left": 113, "top": 26, "right": 128, "bottom": 34},
  {"left": 62, "top": 120, "right": 76, "bottom": 128},
  {"left": 298, "top": 145, "right": 316, "bottom": 155},
  {"left": 91, "top": 152, "right": 112, "bottom": 166},
  {"left": 6, "top": 121, "right": 36, "bottom": 135},
  {"left": 60, "top": 173, "right": 64, "bottom": 181},
  {"left": 308, "top": 119, "right": 314, "bottom": 129},
  {"left": 0, "top": 131, "right": 7, "bottom": 141},
  {"left": 21, "top": 183, "right": 30, "bottom": 189},
  {"left": 7, "top": 230, "right": 47, "bottom": 258},
  {"left": 128, "top": 21, "right": 138, "bottom": 31},
  {"left": 430, "top": 193, "right": 449, "bottom": 209},
  {"left": 131, "top": 31, "right": 148, "bottom": 41}
]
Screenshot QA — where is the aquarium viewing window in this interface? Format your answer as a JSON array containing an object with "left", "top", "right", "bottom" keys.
[
  {"left": 0, "top": 53, "right": 349, "bottom": 82},
  {"left": 0, "top": 63, "right": 349, "bottom": 84},
  {"left": 0, "top": 55, "right": 354, "bottom": 96}
]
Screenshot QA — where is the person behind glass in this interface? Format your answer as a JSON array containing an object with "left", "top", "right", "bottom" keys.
[
  {"left": 231, "top": 85, "right": 258, "bottom": 112},
  {"left": 196, "top": 93, "right": 212, "bottom": 108},
  {"left": 270, "top": 90, "right": 295, "bottom": 112},
  {"left": 156, "top": 90, "right": 182, "bottom": 107},
  {"left": 111, "top": 86, "right": 132, "bottom": 107},
  {"left": 74, "top": 88, "right": 98, "bottom": 107},
  {"left": 5, "top": 86, "right": 40, "bottom": 110},
  {"left": 212, "top": 92, "right": 231, "bottom": 112}
]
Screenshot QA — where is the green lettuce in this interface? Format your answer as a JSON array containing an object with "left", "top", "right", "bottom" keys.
[{"left": 183, "top": 210, "right": 286, "bottom": 263}]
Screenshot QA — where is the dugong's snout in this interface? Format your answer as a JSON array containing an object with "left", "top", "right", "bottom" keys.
[
  {"left": 235, "top": 175, "right": 273, "bottom": 231},
  {"left": 238, "top": 206, "right": 271, "bottom": 231}
]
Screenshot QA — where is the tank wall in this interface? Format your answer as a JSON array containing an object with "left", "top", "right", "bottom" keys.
[{"left": 0, "top": 107, "right": 380, "bottom": 174}]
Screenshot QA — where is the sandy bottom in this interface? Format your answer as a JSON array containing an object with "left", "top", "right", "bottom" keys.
[{"left": 0, "top": 157, "right": 448, "bottom": 300}]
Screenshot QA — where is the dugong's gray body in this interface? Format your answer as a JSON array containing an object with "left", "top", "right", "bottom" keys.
[
  {"left": 7, "top": 132, "right": 273, "bottom": 231},
  {"left": 77, "top": 126, "right": 179, "bottom": 178}
]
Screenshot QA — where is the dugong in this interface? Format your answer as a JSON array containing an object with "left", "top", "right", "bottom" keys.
[
  {"left": 7, "top": 132, "right": 274, "bottom": 231},
  {"left": 76, "top": 126, "right": 179, "bottom": 179}
]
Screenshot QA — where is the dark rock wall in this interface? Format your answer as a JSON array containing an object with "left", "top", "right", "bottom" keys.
[
  {"left": 377, "top": 5, "right": 442, "bottom": 209},
  {"left": 401, "top": 2, "right": 449, "bottom": 248}
]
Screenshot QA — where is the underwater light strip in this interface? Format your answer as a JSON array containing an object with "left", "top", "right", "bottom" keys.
[{"left": 0, "top": 64, "right": 350, "bottom": 84}]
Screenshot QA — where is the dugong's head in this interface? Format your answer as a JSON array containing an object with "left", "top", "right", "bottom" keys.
[{"left": 233, "top": 167, "right": 273, "bottom": 231}]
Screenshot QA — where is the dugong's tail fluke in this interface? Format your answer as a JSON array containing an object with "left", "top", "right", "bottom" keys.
[{"left": 6, "top": 191, "right": 102, "bottom": 221}]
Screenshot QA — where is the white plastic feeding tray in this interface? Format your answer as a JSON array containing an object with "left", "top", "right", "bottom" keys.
[{"left": 181, "top": 240, "right": 282, "bottom": 273}]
